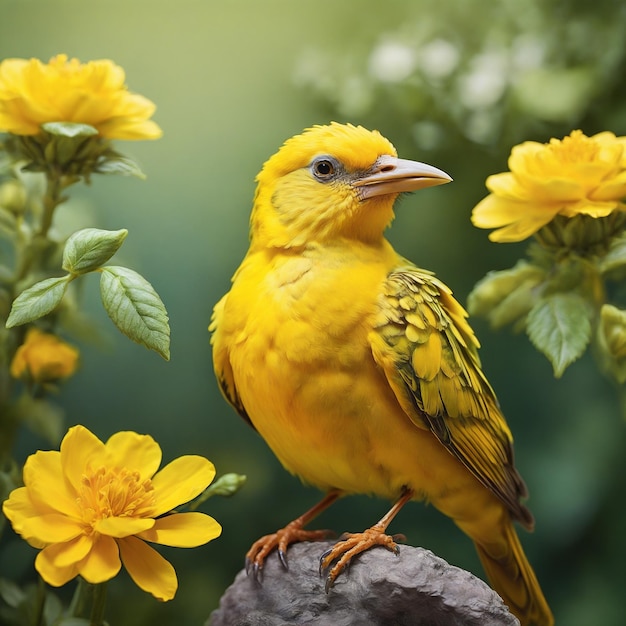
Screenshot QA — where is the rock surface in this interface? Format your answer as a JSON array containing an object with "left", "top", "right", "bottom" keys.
[{"left": 207, "top": 541, "right": 520, "bottom": 626}]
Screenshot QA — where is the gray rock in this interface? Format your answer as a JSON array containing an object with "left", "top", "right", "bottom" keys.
[{"left": 207, "top": 541, "right": 520, "bottom": 626}]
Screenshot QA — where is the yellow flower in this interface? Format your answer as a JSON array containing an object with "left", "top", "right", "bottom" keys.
[
  {"left": 2, "top": 425, "right": 221, "bottom": 601},
  {"left": 0, "top": 54, "right": 162, "bottom": 140},
  {"left": 10, "top": 328, "right": 79, "bottom": 383},
  {"left": 472, "top": 130, "right": 626, "bottom": 242}
]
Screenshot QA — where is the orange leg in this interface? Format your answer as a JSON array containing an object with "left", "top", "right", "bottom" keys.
[
  {"left": 246, "top": 490, "right": 341, "bottom": 580},
  {"left": 319, "top": 487, "right": 414, "bottom": 592}
]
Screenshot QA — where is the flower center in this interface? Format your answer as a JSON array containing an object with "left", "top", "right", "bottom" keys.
[
  {"left": 77, "top": 466, "right": 156, "bottom": 527},
  {"left": 547, "top": 130, "right": 598, "bottom": 164}
]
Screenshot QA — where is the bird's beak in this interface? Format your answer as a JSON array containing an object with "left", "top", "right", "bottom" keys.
[{"left": 353, "top": 154, "right": 452, "bottom": 200}]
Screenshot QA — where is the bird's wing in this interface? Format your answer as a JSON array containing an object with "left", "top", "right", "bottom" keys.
[
  {"left": 210, "top": 294, "right": 254, "bottom": 429},
  {"left": 369, "top": 265, "right": 533, "bottom": 527}
]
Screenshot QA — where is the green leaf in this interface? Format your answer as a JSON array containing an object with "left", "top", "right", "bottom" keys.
[
  {"left": 95, "top": 155, "right": 146, "bottom": 179},
  {"left": 467, "top": 261, "right": 545, "bottom": 324},
  {"left": 41, "top": 121, "right": 98, "bottom": 137},
  {"left": 526, "top": 293, "right": 592, "bottom": 377},
  {"left": 6, "top": 276, "right": 70, "bottom": 328},
  {"left": 599, "top": 232, "right": 626, "bottom": 276},
  {"left": 100, "top": 266, "right": 170, "bottom": 360},
  {"left": 62, "top": 228, "right": 128, "bottom": 274}
]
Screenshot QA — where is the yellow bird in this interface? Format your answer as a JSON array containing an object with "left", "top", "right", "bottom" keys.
[{"left": 210, "top": 123, "right": 553, "bottom": 626}]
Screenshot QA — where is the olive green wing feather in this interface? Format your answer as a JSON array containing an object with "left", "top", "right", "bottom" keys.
[
  {"left": 210, "top": 294, "right": 254, "bottom": 429},
  {"left": 370, "top": 265, "right": 533, "bottom": 528}
]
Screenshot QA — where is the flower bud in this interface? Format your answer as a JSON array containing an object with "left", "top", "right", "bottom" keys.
[
  {"left": 598, "top": 304, "right": 626, "bottom": 383},
  {"left": 10, "top": 327, "right": 79, "bottom": 383},
  {"left": 0, "top": 180, "right": 27, "bottom": 215}
]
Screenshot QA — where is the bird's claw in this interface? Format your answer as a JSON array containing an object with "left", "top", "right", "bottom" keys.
[
  {"left": 245, "top": 557, "right": 264, "bottom": 583},
  {"left": 245, "top": 526, "right": 335, "bottom": 582},
  {"left": 277, "top": 548, "right": 289, "bottom": 570},
  {"left": 318, "top": 527, "right": 406, "bottom": 592}
]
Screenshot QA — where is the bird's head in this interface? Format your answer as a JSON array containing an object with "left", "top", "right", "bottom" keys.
[{"left": 249, "top": 122, "right": 452, "bottom": 249}]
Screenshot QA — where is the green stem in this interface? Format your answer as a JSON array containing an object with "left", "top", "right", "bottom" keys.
[
  {"left": 89, "top": 582, "right": 107, "bottom": 626},
  {"left": 12, "top": 169, "right": 66, "bottom": 288},
  {"left": 67, "top": 578, "right": 89, "bottom": 619},
  {"left": 38, "top": 167, "right": 65, "bottom": 239},
  {"left": 33, "top": 576, "right": 46, "bottom": 626}
]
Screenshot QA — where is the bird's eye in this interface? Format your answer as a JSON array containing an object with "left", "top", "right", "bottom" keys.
[{"left": 311, "top": 157, "right": 337, "bottom": 182}]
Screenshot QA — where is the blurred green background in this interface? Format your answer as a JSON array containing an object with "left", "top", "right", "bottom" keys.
[{"left": 2, "top": 0, "right": 626, "bottom": 624}]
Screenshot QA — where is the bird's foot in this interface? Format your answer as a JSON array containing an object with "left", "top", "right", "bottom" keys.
[
  {"left": 319, "top": 525, "right": 406, "bottom": 592},
  {"left": 245, "top": 520, "right": 335, "bottom": 582}
]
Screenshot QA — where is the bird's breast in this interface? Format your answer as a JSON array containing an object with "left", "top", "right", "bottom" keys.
[
  {"left": 221, "top": 246, "right": 403, "bottom": 491},
  {"left": 216, "top": 245, "right": 480, "bottom": 500}
]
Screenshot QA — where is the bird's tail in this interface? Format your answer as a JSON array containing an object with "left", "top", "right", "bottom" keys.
[{"left": 474, "top": 520, "right": 554, "bottom": 626}]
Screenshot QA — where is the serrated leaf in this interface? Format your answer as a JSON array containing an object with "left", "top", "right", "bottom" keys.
[
  {"left": 95, "top": 155, "right": 146, "bottom": 179},
  {"left": 62, "top": 228, "right": 128, "bottom": 274},
  {"left": 526, "top": 293, "right": 592, "bottom": 377},
  {"left": 41, "top": 121, "right": 98, "bottom": 137},
  {"left": 100, "top": 266, "right": 170, "bottom": 359},
  {"left": 6, "top": 276, "right": 69, "bottom": 328}
]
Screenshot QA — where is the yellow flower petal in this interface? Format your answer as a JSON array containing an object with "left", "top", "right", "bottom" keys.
[
  {"left": 507, "top": 141, "right": 543, "bottom": 173},
  {"left": 95, "top": 516, "right": 155, "bottom": 538},
  {"left": 472, "top": 195, "right": 558, "bottom": 232},
  {"left": 151, "top": 456, "right": 215, "bottom": 516},
  {"left": 98, "top": 118, "right": 163, "bottom": 140},
  {"left": 485, "top": 173, "right": 531, "bottom": 201},
  {"left": 118, "top": 536, "right": 178, "bottom": 601},
  {"left": 78, "top": 535, "right": 122, "bottom": 584},
  {"left": 471, "top": 195, "right": 523, "bottom": 228},
  {"left": 60, "top": 425, "right": 107, "bottom": 492},
  {"left": 138, "top": 512, "right": 222, "bottom": 547},
  {"left": 52, "top": 534, "right": 93, "bottom": 567},
  {"left": 105, "top": 431, "right": 162, "bottom": 479},
  {"left": 20, "top": 513, "right": 83, "bottom": 544},
  {"left": 560, "top": 200, "right": 618, "bottom": 219},
  {"left": 2, "top": 487, "right": 38, "bottom": 525},
  {"left": 2, "top": 488, "right": 48, "bottom": 549},
  {"left": 23, "top": 450, "right": 79, "bottom": 517},
  {"left": 521, "top": 176, "right": 585, "bottom": 203},
  {"left": 591, "top": 171, "right": 626, "bottom": 201},
  {"left": 488, "top": 215, "right": 557, "bottom": 243},
  {"left": 36, "top": 543, "right": 80, "bottom": 587}
]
